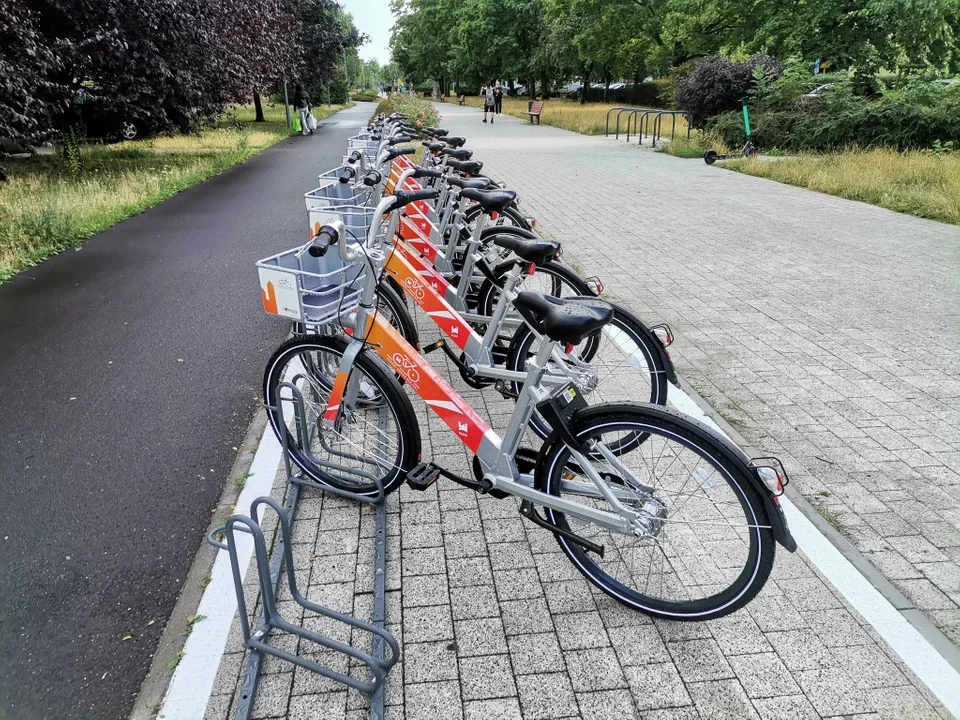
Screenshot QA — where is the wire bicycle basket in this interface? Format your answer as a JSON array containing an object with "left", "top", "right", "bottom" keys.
[{"left": 304, "top": 167, "right": 369, "bottom": 214}]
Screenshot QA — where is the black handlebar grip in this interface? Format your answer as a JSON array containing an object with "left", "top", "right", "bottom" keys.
[
  {"left": 388, "top": 135, "right": 412, "bottom": 145},
  {"left": 362, "top": 169, "right": 382, "bottom": 187},
  {"left": 413, "top": 167, "right": 443, "bottom": 179},
  {"left": 338, "top": 166, "right": 356, "bottom": 183},
  {"left": 347, "top": 149, "right": 363, "bottom": 164},
  {"left": 308, "top": 228, "right": 338, "bottom": 257},
  {"left": 392, "top": 188, "right": 440, "bottom": 208}
]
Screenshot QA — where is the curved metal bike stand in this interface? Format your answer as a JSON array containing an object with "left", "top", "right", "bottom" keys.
[{"left": 208, "top": 382, "right": 396, "bottom": 720}]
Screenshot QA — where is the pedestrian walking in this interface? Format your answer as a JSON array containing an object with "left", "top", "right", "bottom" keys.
[
  {"left": 483, "top": 81, "right": 496, "bottom": 123},
  {"left": 494, "top": 81, "right": 503, "bottom": 115},
  {"left": 292, "top": 85, "right": 313, "bottom": 136}
]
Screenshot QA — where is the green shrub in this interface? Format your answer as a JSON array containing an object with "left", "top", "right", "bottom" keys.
[
  {"left": 576, "top": 79, "right": 675, "bottom": 107},
  {"left": 371, "top": 94, "right": 441, "bottom": 134},
  {"left": 708, "top": 80, "right": 960, "bottom": 151},
  {"left": 351, "top": 92, "right": 379, "bottom": 102},
  {"left": 674, "top": 55, "right": 783, "bottom": 127}
]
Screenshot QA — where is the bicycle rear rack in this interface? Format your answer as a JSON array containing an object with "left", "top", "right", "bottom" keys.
[{"left": 207, "top": 380, "right": 397, "bottom": 720}]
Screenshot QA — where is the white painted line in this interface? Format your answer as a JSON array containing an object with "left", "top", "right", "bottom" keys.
[
  {"left": 157, "top": 419, "right": 283, "bottom": 719},
  {"left": 666, "top": 384, "right": 960, "bottom": 718},
  {"left": 158, "top": 358, "right": 310, "bottom": 719}
]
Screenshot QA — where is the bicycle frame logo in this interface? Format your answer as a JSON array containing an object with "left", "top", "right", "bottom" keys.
[
  {"left": 391, "top": 352, "right": 421, "bottom": 386},
  {"left": 401, "top": 275, "right": 426, "bottom": 302}
]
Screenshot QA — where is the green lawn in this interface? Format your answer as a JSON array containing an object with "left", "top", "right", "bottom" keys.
[
  {"left": 722, "top": 148, "right": 960, "bottom": 226},
  {"left": 1, "top": 101, "right": 349, "bottom": 281}
]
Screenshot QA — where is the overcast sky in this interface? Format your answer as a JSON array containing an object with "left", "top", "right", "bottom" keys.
[{"left": 340, "top": 0, "right": 394, "bottom": 64}]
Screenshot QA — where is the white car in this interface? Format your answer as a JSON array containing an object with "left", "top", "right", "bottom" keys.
[{"left": 802, "top": 83, "right": 834, "bottom": 99}]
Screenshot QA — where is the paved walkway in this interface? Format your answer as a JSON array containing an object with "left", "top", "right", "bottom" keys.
[
  {"left": 438, "top": 103, "right": 960, "bottom": 643},
  {"left": 204, "top": 317, "right": 948, "bottom": 720},
  {"left": 194, "top": 104, "right": 960, "bottom": 719},
  {"left": 0, "top": 102, "right": 377, "bottom": 720}
]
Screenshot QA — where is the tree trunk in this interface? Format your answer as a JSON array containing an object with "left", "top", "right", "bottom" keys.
[
  {"left": 253, "top": 90, "right": 265, "bottom": 122},
  {"left": 508, "top": 79, "right": 516, "bottom": 96},
  {"left": 580, "top": 67, "right": 590, "bottom": 105},
  {"left": 603, "top": 69, "right": 611, "bottom": 102},
  {"left": 540, "top": 73, "right": 549, "bottom": 99},
  {"left": 633, "top": 69, "right": 641, "bottom": 104},
  {"left": 528, "top": 77, "right": 536, "bottom": 100}
]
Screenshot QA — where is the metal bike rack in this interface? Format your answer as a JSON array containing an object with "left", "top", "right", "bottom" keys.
[
  {"left": 604, "top": 106, "right": 693, "bottom": 147},
  {"left": 649, "top": 111, "right": 693, "bottom": 148},
  {"left": 208, "top": 381, "right": 397, "bottom": 720}
]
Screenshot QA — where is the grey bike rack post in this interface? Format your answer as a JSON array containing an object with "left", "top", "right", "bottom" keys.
[
  {"left": 208, "top": 382, "right": 396, "bottom": 720},
  {"left": 650, "top": 111, "right": 692, "bottom": 148}
]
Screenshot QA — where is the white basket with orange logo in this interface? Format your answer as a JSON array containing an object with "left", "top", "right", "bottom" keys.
[{"left": 258, "top": 206, "right": 386, "bottom": 326}]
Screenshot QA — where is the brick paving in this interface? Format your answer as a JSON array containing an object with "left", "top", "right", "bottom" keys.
[
  {"left": 205, "top": 323, "right": 947, "bottom": 719},
  {"left": 199, "top": 105, "right": 960, "bottom": 718},
  {"left": 433, "top": 103, "right": 960, "bottom": 644}
]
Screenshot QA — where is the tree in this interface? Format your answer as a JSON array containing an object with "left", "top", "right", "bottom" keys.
[
  {"left": 291, "top": 0, "right": 365, "bottom": 103},
  {"left": 0, "top": 0, "right": 66, "bottom": 145}
]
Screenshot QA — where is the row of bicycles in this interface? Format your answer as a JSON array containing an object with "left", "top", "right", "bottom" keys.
[{"left": 255, "top": 110, "right": 797, "bottom": 620}]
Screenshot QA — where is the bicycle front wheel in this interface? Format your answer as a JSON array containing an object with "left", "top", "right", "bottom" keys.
[
  {"left": 535, "top": 403, "right": 775, "bottom": 620},
  {"left": 264, "top": 335, "right": 421, "bottom": 497}
]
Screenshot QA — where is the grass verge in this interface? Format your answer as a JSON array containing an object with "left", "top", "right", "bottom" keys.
[
  {"left": 454, "top": 96, "right": 688, "bottom": 137},
  {"left": 1, "top": 101, "right": 349, "bottom": 281},
  {"left": 721, "top": 148, "right": 960, "bottom": 226}
]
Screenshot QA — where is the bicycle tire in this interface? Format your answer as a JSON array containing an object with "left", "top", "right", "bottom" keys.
[
  {"left": 475, "top": 259, "right": 591, "bottom": 317},
  {"left": 535, "top": 402, "right": 775, "bottom": 620},
  {"left": 263, "top": 335, "right": 421, "bottom": 497},
  {"left": 505, "top": 299, "right": 669, "bottom": 438},
  {"left": 460, "top": 203, "right": 532, "bottom": 240}
]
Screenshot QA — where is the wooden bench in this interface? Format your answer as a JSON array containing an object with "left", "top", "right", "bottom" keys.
[
  {"left": 457, "top": 94, "right": 466, "bottom": 105},
  {"left": 523, "top": 101, "right": 545, "bottom": 124}
]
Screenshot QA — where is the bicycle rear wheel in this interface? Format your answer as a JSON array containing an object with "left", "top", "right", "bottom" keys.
[
  {"left": 535, "top": 403, "right": 775, "bottom": 620},
  {"left": 506, "top": 301, "right": 670, "bottom": 438},
  {"left": 263, "top": 335, "right": 421, "bottom": 497}
]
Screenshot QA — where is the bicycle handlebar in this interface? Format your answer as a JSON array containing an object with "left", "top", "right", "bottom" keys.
[
  {"left": 308, "top": 222, "right": 343, "bottom": 257},
  {"left": 413, "top": 167, "right": 443, "bottom": 180},
  {"left": 346, "top": 149, "right": 363, "bottom": 164},
  {"left": 386, "top": 146, "right": 416, "bottom": 159},
  {"left": 388, "top": 135, "right": 412, "bottom": 146},
  {"left": 338, "top": 166, "right": 357, "bottom": 184},
  {"left": 391, "top": 188, "right": 439, "bottom": 208}
]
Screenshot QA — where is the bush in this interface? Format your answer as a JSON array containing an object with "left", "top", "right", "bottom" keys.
[
  {"left": 351, "top": 92, "right": 379, "bottom": 102},
  {"left": 371, "top": 94, "right": 441, "bottom": 134},
  {"left": 674, "top": 55, "right": 783, "bottom": 127},
  {"left": 708, "top": 80, "right": 960, "bottom": 151}
]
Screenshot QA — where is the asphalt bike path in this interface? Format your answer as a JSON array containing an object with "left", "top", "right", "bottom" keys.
[{"left": 0, "top": 102, "right": 377, "bottom": 720}]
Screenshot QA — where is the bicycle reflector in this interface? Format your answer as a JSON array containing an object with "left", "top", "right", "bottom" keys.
[
  {"left": 585, "top": 276, "right": 604, "bottom": 295},
  {"left": 751, "top": 457, "right": 789, "bottom": 497},
  {"left": 651, "top": 323, "right": 674, "bottom": 347}
]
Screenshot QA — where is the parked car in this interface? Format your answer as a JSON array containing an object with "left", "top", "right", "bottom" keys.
[{"left": 801, "top": 83, "right": 835, "bottom": 100}]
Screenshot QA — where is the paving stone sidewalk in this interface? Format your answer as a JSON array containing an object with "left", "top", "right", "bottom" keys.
[
  {"left": 198, "top": 106, "right": 959, "bottom": 719},
  {"left": 433, "top": 103, "right": 960, "bottom": 644},
  {"left": 204, "top": 307, "right": 949, "bottom": 719}
]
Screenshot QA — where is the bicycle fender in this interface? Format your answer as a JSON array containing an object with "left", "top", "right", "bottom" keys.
[
  {"left": 479, "top": 225, "right": 538, "bottom": 242},
  {"left": 532, "top": 402, "right": 797, "bottom": 553}
]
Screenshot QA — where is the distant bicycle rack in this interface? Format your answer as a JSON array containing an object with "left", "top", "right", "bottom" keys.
[
  {"left": 207, "top": 380, "right": 398, "bottom": 720},
  {"left": 605, "top": 106, "right": 692, "bottom": 147}
]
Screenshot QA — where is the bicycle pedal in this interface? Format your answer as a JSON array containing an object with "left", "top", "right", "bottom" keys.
[
  {"left": 406, "top": 462, "right": 441, "bottom": 491},
  {"left": 421, "top": 339, "right": 446, "bottom": 355}
]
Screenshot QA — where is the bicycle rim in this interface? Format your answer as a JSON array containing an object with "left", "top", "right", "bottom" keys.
[
  {"left": 264, "top": 338, "right": 412, "bottom": 496},
  {"left": 540, "top": 408, "right": 773, "bottom": 619}
]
